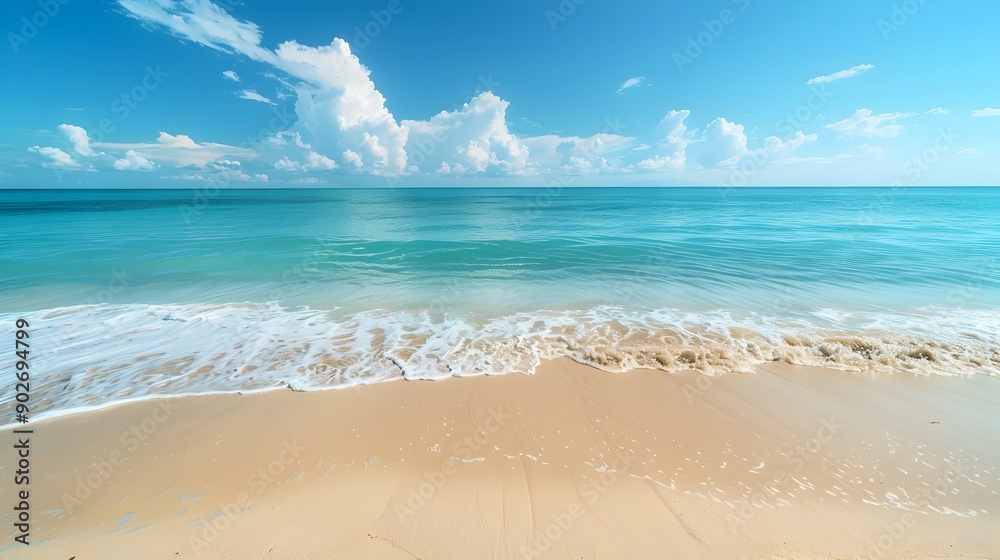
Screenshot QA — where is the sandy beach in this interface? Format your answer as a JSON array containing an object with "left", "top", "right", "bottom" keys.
[{"left": 2, "top": 359, "right": 997, "bottom": 559}]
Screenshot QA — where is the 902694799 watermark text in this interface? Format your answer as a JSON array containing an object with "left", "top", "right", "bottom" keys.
[{"left": 11, "top": 318, "right": 34, "bottom": 546}]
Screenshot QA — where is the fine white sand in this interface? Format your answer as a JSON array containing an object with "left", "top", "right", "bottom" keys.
[{"left": 3, "top": 359, "right": 998, "bottom": 559}]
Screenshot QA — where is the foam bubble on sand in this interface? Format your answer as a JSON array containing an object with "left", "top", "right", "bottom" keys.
[{"left": 2, "top": 302, "right": 997, "bottom": 421}]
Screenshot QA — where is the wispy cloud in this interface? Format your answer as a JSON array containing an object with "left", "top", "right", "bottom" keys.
[
  {"left": 238, "top": 89, "right": 274, "bottom": 105},
  {"left": 825, "top": 108, "right": 915, "bottom": 138},
  {"left": 290, "top": 177, "right": 327, "bottom": 184},
  {"left": 806, "top": 64, "right": 874, "bottom": 85},
  {"left": 972, "top": 107, "right": 1000, "bottom": 117},
  {"left": 222, "top": 70, "right": 240, "bottom": 82},
  {"left": 28, "top": 146, "right": 85, "bottom": 169},
  {"left": 94, "top": 131, "right": 256, "bottom": 167},
  {"left": 616, "top": 76, "right": 646, "bottom": 94}
]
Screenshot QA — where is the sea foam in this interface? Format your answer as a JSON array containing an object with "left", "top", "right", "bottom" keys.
[{"left": 2, "top": 302, "right": 997, "bottom": 423}]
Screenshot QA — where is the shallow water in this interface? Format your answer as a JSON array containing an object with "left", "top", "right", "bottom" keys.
[{"left": 2, "top": 187, "right": 998, "bottom": 418}]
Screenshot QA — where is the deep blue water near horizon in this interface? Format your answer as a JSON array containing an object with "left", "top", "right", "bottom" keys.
[{"left": 2, "top": 187, "right": 999, "bottom": 417}]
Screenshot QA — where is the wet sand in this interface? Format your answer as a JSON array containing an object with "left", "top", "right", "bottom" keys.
[{"left": 2, "top": 358, "right": 998, "bottom": 559}]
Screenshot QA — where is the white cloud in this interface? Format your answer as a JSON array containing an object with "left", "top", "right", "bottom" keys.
[
  {"left": 290, "top": 177, "right": 326, "bottom": 184},
  {"left": 759, "top": 131, "right": 818, "bottom": 158},
  {"left": 224, "top": 170, "right": 269, "bottom": 182},
  {"left": 698, "top": 117, "right": 749, "bottom": 167},
  {"left": 616, "top": 76, "right": 646, "bottom": 94},
  {"left": 275, "top": 39, "right": 408, "bottom": 174},
  {"left": 266, "top": 131, "right": 309, "bottom": 148},
  {"left": 274, "top": 156, "right": 299, "bottom": 171},
  {"left": 222, "top": 70, "right": 240, "bottom": 82},
  {"left": 560, "top": 156, "right": 614, "bottom": 175},
  {"left": 635, "top": 110, "right": 692, "bottom": 170},
  {"left": 112, "top": 150, "right": 156, "bottom": 170},
  {"left": 956, "top": 148, "right": 981, "bottom": 156},
  {"left": 238, "top": 89, "right": 274, "bottom": 105},
  {"left": 272, "top": 150, "right": 338, "bottom": 171},
  {"left": 629, "top": 110, "right": 814, "bottom": 171},
  {"left": 343, "top": 149, "right": 363, "bottom": 168},
  {"left": 927, "top": 107, "right": 950, "bottom": 115},
  {"left": 107, "top": 1, "right": 842, "bottom": 182},
  {"left": 825, "top": 108, "right": 915, "bottom": 138},
  {"left": 118, "top": 1, "right": 540, "bottom": 177},
  {"left": 403, "top": 92, "right": 529, "bottom": 176},
  {"left": 306, "top": 150, "right": 337, "bottom": 169},
  {"left": 780, "top": 143, "right": 882, "bottom": 165},
  {"left": 165, "top": 167, "right": 266, "bottom": 182},
  {"left": 58, "top": 124, "right": 101, "bottom": 157},
  {"left": 118, "top": 0, "right": 274, "bottom": 62},
  {"left": 162, "top": 173, "right": 209, "bottom": 181},
  {"left": 805, "top": 64, "right": 874, "bottom": 85},
  {"left": 523, "top": 132, "right": 632, "bottom": 175},
  {"left": 28, "top": 146, "right": 83, "bottom": 169},
  {"left": 972, "top": 108, "right": 1000, "bottom": 117},
  {"left": 207, "top": 159, "right": 268, "bottom": 181},
  {"left": 94, "top": 131, "right": 256, "bottom": 167}
]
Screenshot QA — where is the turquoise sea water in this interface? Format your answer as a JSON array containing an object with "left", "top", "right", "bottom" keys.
[{"left": 2, "top": 187, "right": 999, "bottom": 418}]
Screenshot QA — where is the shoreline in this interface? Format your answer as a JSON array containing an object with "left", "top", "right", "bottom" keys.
[{"left": 2, "top": 359, "right": 998, "bottom": 558}]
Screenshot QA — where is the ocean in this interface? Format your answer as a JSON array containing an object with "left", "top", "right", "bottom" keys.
[{"left": 2, "top": 187, "right": 998, "bottom": 420}]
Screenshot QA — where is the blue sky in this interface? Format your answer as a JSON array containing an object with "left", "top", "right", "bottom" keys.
[{"left": 1, "top": 0, "right": 998, "bottom": 187}]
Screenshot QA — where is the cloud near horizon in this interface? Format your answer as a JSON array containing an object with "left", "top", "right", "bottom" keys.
[{"left": 971, "top": 108, "right": 1000, "bottom": 117}]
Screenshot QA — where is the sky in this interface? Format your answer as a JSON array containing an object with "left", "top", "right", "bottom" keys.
[{"left": 1, "top": 0, "right": 998, "bottom": 188}]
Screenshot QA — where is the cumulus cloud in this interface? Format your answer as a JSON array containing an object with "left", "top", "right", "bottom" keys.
[
  {"left": 523, "top": 132, "right": 633, "bottom": 176},
  {"left": 273, "top": 156, "right": 299, "bottom": 171},
  {"left": 266, "top": 131, "right": 309, "bottom": 148},
  {"left": 290, "top": 177, "right": 325, "bottom": 184},
  {"left": 58, "top": 124, "right": 101, "bottom": 157},
  {"left": 108, "top": 1, "right": 832, "bottom": 183},
  {"left": 402, "top": 92, "right": 529, "bottom": 176},
  {"left": 307, "top": 151, "right": 337, "bottom": 169},
  {"left": 238, "top": 89, "right": 274, "bottom": 105},
  {"left": 117, "top": 0, "right": 541, "bottom": 177},
  {"left": 112, "top": 150, "right": 156, "bottom": 170},
  {"left": 207, "top": 159, "right": 268, "bottom": 181},
  {"left": 806, "top": 64, "right": 874, "bottom": 85},
  {"left": 28, "top": 146, "right": 84, "bottom": 169},
  {"left": 272, "top": 39, "right": 409, "bottom": 174},
  {"left": 616, "top": 76, "right": 646, "bottom": 94},
  {"left": 343, "top": 149, "right": 363, "bottom": 168},
  {"left": 627, "top": 110, "right": 815, "bottom": 172},
  {"left": 972, "top": 108, "right": 1000, "bottom": 117},
  {"left": 825, "top": 108, "right": 915, "bottom": 138},
  {"left": 758, "top": 131, "right": 818, "bottom": 159},
  {"left": 697, "top": 117, "right": 817, "bottom": 168},
  {"left": 273, "top": 151, "right": 338, "bottom": 171},
  {"left": 633, "top": 110, "right": 692, "bottom": 171},
  {"left": 697, "top": 117, "right": 749, "bottom": 167}
]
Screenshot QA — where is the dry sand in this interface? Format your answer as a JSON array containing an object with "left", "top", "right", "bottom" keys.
[{"left": 2, "top": 359, "right": 998, "bottom": 559}]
